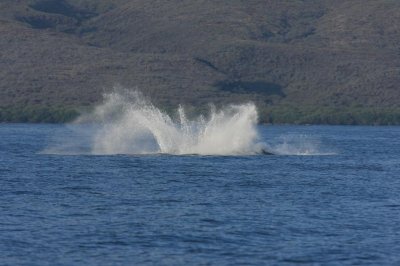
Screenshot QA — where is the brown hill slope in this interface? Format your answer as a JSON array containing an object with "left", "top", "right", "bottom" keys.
[{"left": 1, "top": 0, "right": 400, "bottom": 123}]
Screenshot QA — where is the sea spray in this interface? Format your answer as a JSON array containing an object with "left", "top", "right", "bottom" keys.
[
  {"left": 53, "top": 91, "right": 265, "bottom": 155},
  {"left": 264, "top": 134, "right": 337, "bottom": 156}
]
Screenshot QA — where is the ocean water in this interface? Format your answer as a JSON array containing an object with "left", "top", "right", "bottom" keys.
[{"left": 1, "top": 123, "right": 400, "bottom": 265}]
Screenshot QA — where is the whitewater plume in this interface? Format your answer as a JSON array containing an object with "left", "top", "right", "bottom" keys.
[{"left": 46, "top": 91, "right": 266, "bottom": 156}]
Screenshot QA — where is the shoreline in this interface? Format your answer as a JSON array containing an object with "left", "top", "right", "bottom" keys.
[{"left": 1, "top": 106, "right": 400, "bottom": 126}]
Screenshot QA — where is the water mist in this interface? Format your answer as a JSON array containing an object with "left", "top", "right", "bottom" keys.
[{"left": 58, "top": 91, "right": 267, "bottom": 155}]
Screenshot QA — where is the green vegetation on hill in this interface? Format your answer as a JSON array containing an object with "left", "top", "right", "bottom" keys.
[
  {"left": 0, "top": 106, "right": 79, "bottom": 123},
  {"left": 1, "top": 0, "right": 399, "bottom": 124},
  {"left": 1, "top": 105, "right": 400, "bottom": 125},
  {"left": 261, "top": 107, "right": 400, "bottom": 125}
]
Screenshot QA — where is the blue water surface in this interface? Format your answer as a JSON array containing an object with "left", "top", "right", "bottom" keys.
[{"left": 1, "top": 124, "right": 400, "bottom": 265}]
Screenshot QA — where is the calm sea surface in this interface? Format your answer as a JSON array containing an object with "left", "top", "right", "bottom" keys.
[{"left": 1, "top": 124, "right": 400, "bottom": 265}]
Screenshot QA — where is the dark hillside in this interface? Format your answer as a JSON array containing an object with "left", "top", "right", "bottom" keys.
[{"left": 1, "top": 0, "right": 400, "bottom": 123}]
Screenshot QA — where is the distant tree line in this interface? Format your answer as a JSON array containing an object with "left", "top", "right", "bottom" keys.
[
  {"left": 1, "top": 105, "right": 400, "bottom": 125},
  {"left": 0, "top": 106, "right": 79, "bottom": 123},
  {"left": 260, "top": 106, "right": 400, "bottom": 125}
]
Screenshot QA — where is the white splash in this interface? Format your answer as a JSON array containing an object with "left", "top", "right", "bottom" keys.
[
  {"left": 43, "top": 91, "right": 338, "bottom": 156},
  {"left": 265, "top": 134, "right": 337, "bottom": 156},
  {"left": 47, "top": 91, "right": 266, "bottom": 156}
]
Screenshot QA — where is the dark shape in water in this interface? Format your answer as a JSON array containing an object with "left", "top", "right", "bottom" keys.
[{"left": 261, "top": 149, "right": 274, "bottom": 155}]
